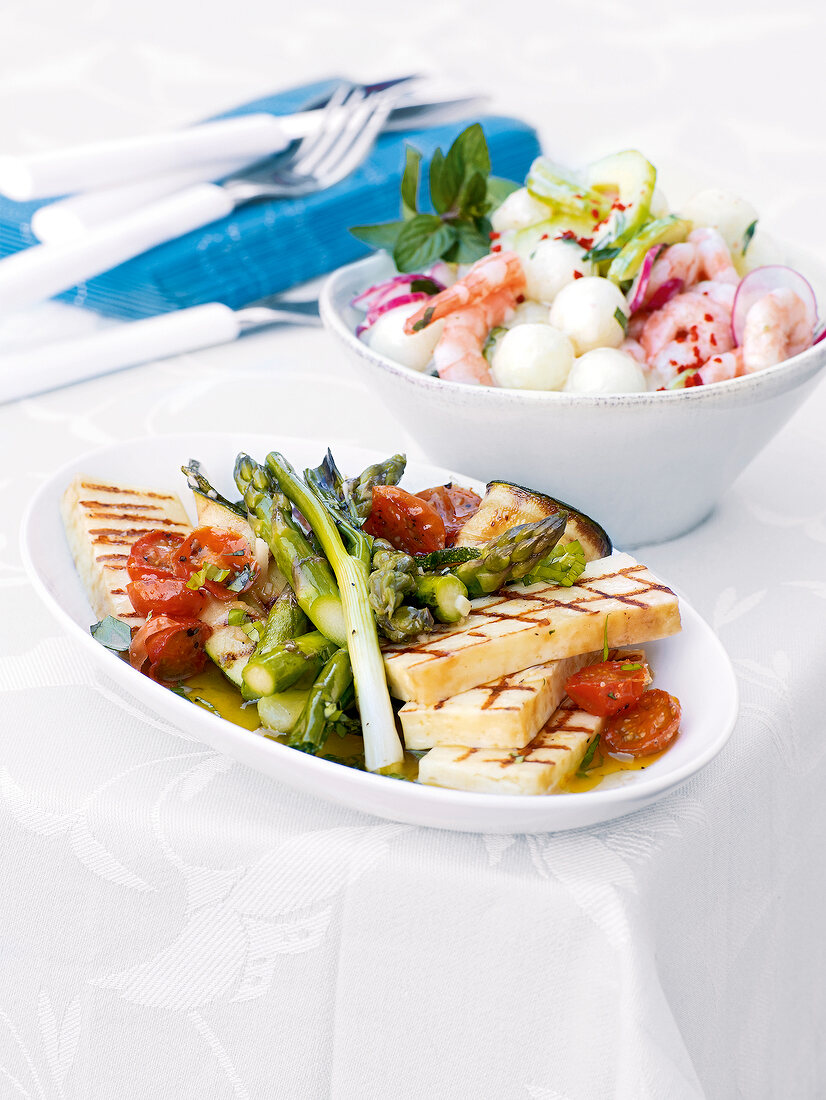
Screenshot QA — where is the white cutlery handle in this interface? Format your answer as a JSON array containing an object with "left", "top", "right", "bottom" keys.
[
  {"left": 0, "top": 183, "right": 235, "bottom": 315},
  {"left": 0, "top": 113, "right": 291, "bottom": 201},
  {"left": 0, "top": 303, "right": 240, "bottom": 402},
  {"left": 31, "top": 156, "right": 254, "bottom": 243}
]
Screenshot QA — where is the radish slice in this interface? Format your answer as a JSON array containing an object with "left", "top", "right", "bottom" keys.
[
  {"left": 352, "top": 273, "right": 445, "bottom": 310},
  {"left": 645, "top": 277, "right": 684, "bottom": 313},
  {"left": 813, "top": 321, "right": 826, "bottom": 346},
  {"left": 626, "top": 245, "right": 664, "bottom": 314},
  {"left": 731, "top": 265, "right": 818, "bottom": 346}
]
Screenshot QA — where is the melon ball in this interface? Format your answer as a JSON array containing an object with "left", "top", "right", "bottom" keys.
[
  {"left": 490, "top": 187, "right": 550, "bottom": 233},
  {"left": 522, "top": 238, "right": 595, "bottom": 304},
  {"left": 649, "top": 187, "right": 670, "bottom": 218},
  {"left": 364, "top": 301, "right": 444, "bottom": 372},
  {"left": 564, "top": 348, "right": 647, "bottom": 394},
  {"left": 490, "top": 323, "right": 575, "bottom": 391},
  {"left": 507, "top": 300, "right": 553, "bottom": 326},
  {"left": 679, "top": 188, "right": 759, "bottom": 263},
  {"left": 548, "top": 276, "right": 628, "bottom": 354}
]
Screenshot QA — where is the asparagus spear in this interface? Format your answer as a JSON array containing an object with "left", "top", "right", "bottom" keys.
[
  {"left": 242, "top": 589, "right": 310, "bottom": 697},
  {"left": 288, "top": 648, "right": 355, "bottom": 753},
  {"left": 258, "top": 688, "right": 312, "bottom": 734},
  {"left": 453, "top": 513, "right": 569, "bottom": 597},
  {"left": 234, "top": 453, "right": 346, "bottom": 646},
  {"left": 368, "top": 541, "right": 435, "bottom": 640},
  {"left": 266, "top": 451, "right": 404, "bottom": 772},
  {"left": 415, "top": 573, "right": 472, "bottom": 623},
  {"left": 342, "top": 453, "right": 407, "bottom": 518},
  {"left": 244, "top": 630, "right": 336, "bottom": 697},
  {"left": 181, "top": 459, "right": 247, "bottom": 519}
]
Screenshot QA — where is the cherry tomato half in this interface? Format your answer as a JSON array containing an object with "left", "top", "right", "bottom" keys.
[
  {"left": 127, "top": 530, "right": 187, "bottom": 583},
  {"left": 129, "top": 614, "right": 212, "bottom": 682},
  {"left": 126, "top": 574, "right": 206, "bottom": 618},
  {"left": 565, "top": 659, "right": 651, "bottom": 717},
  {"left": 363, "top": 486, "right": 446, "bottom": 554},
  {"left": 602, "top": 689, "right": 681, "bottom": 757},
  {"left": 176, "top": 526, "right": 258, "bottom": 600},
  {"left": 416, "top": 484, "right": 482, "bottom": 545}
]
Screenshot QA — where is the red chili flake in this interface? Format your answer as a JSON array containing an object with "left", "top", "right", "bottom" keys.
[
  {"left": 559, "top": 230, "right": 577, "bottom": 240},
  {"left": 684, "top": 373, "right": 704, "bottom": 387},
  {"left": 573, "top": 270, "right": 584, "bottom": 279},
  {"left": 578, "top": 237, "right": 594, "bottom": 250},
  {"left": 674, "top": 328, "right": 689, "bottom": 344},
  {"left": 689, "top": 325, "right": 699, "bottom": 342},
  {"left": 540, "top": 233, "right": 549, "bottom": 240},
  {"left": 574, "top": 193, "right": 583, "bottom": 200},
  {"left": 591, "top": 208, "right": 600, "bottom": 219},
  {"left": 656, "top": 386, "right": 666, "bottom": 392},
  {"left": 516, "top": 294, "right": 525, "bottom": 303},
  {"left": 703, "top": 313, "right": 713, "bottom": 323},
  {"left": 489, "top": 231, "right": 501, "bottom": 240},
  {"left": 612, "top": 200, "right": 627, "bottom": 212},
  {"left": 490, "top": 244, "right": 502, "bottom": 253},
  {"left": 710, "top": 333, "right": 717, "bottom": 347}
]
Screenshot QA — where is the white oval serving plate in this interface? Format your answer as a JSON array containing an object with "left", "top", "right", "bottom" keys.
[{"left": 21, "top": 432, "right": 738, "bottom": 833}]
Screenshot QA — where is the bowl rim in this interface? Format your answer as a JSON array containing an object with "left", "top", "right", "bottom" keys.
[{"left": 320, "top": 251, "right": 826, "bottom": 407}]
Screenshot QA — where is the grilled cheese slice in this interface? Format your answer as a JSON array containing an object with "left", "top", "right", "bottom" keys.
[
  {"left": 399, "top": 650, "right": 599, "bottom": 751},
  {"left": 61, "top": 475, "right": 190, "bottom": 627},
  {"left": 418, "top": 698, "right": 605, "bottom": 794},
  {"left": 382, "top": 552, "right": 680, "bottom": 705}
]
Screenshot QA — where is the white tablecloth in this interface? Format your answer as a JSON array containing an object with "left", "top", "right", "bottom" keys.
[{"left": 2, "top": 2, "right": 826, "bottom": 1097}]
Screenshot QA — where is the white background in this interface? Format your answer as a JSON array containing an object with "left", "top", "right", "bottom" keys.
[{"left": 1, "top": 2, "right": 825, "bottom": 1098}]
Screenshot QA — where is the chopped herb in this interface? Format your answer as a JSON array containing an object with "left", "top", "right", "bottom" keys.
[
  {"left": 602, "top": 616, "right": 610, "bottom": 662},
  {"left": 620, "top": 661, "right": 642, "bottom": 671},
  {"left": 584, "top": 245, "right": 622, "bottom": 264},
  {"left": 227, "top": 565, "right": 254, "bottom": 592},
  {"left": 607, "top": 692, "right": 617, "bottom": 700},
  {"left": 170, "top": 684, "right": 221, "bottom": 716},
  {"left": 513, "top": 754, "right": 525, "bottom": 764},
  {"left": 577, "top": 734, "right": 600, "bottom": 774},
  {"left": 614, "top": 307, "right": 628, "bottom": 333},
  {"left": 186, "top": 566, "right": 208, "bottom": 591},
  {"left": 742, "top": 219, "right": 757, "bottom": 255},
  {"left": 90, "top": 615, "right": 132, "bottom": 652},
  {"left": 241, "top": 621, "right": 262, "bottom": 643},
  {"left": 228, "top": 608, "right": 249, "bottom": 626}
]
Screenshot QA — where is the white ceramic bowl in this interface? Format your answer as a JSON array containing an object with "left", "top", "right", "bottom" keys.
[{"left": 321, "top": 249, "right": 826, "bottom": 547}]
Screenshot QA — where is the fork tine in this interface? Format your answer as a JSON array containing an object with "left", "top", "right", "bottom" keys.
[
  {"left": 286, "top": 85, "right": 366, "bottom": 178},
  {"left": 310, "top": 91, "right": 400, "bottom": 186}
]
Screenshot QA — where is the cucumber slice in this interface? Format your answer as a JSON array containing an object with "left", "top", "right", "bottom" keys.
[
  {"left": 607, "top": 215, "right": 691, "bottom": 285},
  {"left": 508, "top": 214, "right": 597, "bottom": 259},
  {"left": 526, "top": 156, "right": 611, "bottom": 219},
  {"left": 584, "top": 150, "right": 657, "bottom": 251}
]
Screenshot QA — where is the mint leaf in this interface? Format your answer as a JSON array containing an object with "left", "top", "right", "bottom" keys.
[
  {"left": 401, "top": 146, "right": 421, "bottom": 220},
  {"left": 394, "top": 215, "right": 457, "bottom": 273},
  {"left": 429, "top": 148, "right": 457, "bottom": 215},
  {"left": 90, "top": 615, "right": 132, "bottom": 652},
  {"left": 445, "top": 221, "right": 491, "bottom": 264},
  {"left": 459, "top": 171, "right": 489, "bottom": 219},
  {"left": 350, "top": 221, "right": 404, "bottom": 251},
  {"left": 453, "top": 123, "right": 491, "bottom": 180}
]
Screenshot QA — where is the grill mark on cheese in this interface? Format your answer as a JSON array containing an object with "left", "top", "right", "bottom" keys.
[
  {"left": 80, "top": 482, "right": 177, "bottom": 501},
  {"left": 89, "top": 523, "right": 185, "bottom": 536},
  {"left": 79, "top": 500, "right": 165, "bottom": 512},
  {"left": 385, "top": 564, "right": 671, "bottom": 669},
  {"left": 95, "top": 553, "right": 129, "bottom": 562}
]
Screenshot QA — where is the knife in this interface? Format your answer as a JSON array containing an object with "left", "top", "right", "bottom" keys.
[{"left": 0, "top": 295, "right": 322, "bottom": 404}]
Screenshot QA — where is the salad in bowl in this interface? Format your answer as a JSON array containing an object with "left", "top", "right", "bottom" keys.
[{"left": 349, "top": 126, "right": 822, "bottom": 394}]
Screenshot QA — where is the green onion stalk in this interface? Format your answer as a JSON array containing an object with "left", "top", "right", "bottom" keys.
[{"left": 266, "top": 452, "right": 404, "bottom": 773}]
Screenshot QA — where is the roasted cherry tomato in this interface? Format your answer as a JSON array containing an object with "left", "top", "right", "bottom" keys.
[
  {"left": 176, "top": 526, "right": 258, "bottom": 600},
  {"left": 126, "top": 574, "right": 206, "bottom": 618},
  {"left": 129, "top": 614, "right": 212, "bottom": 682},
  {"left": 565, "top": 658, "right": 651, "bottom": 717},
  {"left": 602, "top": 689, "right": 681, "bottom": 757},
  {"left": 127, "top": 530, "right": 187, "bottom": 583},
  {"left": 363, "top": 485, "right": 446, "bottom": 554},
  {"left": 416, "top": 484, "right": 482, "bottom": 545}
]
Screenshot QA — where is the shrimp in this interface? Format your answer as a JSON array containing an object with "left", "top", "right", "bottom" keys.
[
  {"left": 404, "top": 251, "right": 525, "bottom": 333},
  {"left": 642, "top": 228, "right": 738, "bottom": 308},
  {"left": 740, "top": 288, "right": 815, "bottom": 371},
  {"left": 432, "top": 288, "right": 517, "bottom": 385},
  {"left": 698, "top": 349, "right": 744, "bottom": 384},
  {"left": 620, "top": 337, "right": 647, "bottom": 364},
  {"left": 641, "top": 291, "right": 734, "bottom": 386},
  {"left": 694, "top": 279, "right": 736, "bottom": 311},
  {"left": 404, "top": 251, "right": 526, "bottom": 385}
]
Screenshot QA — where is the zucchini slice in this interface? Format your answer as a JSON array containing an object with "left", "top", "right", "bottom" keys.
[
  {"left": 454, "top": 481, "right": 612, "bottom": 561},
  {"left": 201, "top": 599, "right": 262, "bottom": 691}
]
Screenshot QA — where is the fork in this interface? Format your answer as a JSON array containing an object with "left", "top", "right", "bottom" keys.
[{"left": 0, "top": 81, "right": 407, "bottom": 316}]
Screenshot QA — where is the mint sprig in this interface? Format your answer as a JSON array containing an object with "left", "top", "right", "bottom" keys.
[{"left": 350, "top": 124, "right": 519, "bottom": 273}]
